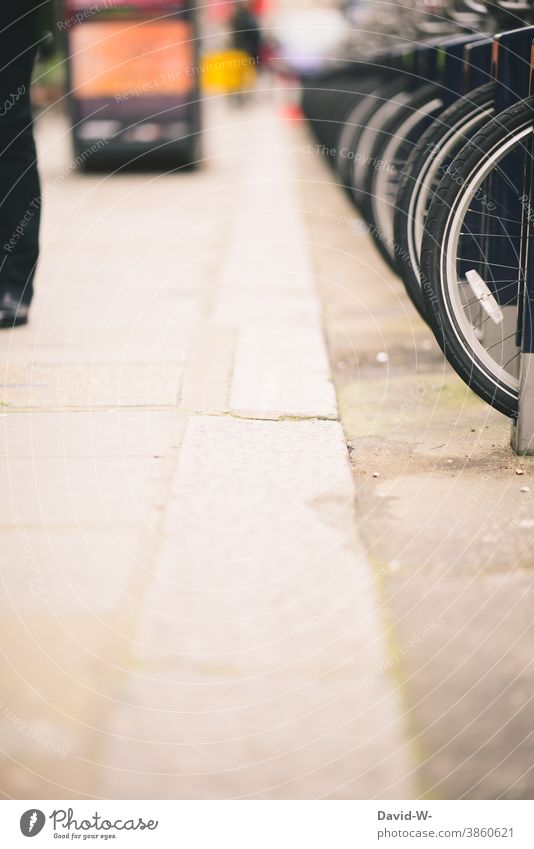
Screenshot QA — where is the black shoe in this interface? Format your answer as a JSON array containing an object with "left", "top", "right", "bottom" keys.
[{"left": 0, "top": 293, "right": 29, "bottom": 328}]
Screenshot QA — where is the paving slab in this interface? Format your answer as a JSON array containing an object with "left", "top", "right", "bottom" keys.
[
  {"left": 1, "top": 456, "right": 166, "bottom": 524},
  {"left": 98, "top": 416, "right": 412, "bottom": 799},
  {"left": 1, "top": 363, "right": 183, "bottom": 408},
  {"left": 0, "top": 410, "right": 180, "bottom": 459}
]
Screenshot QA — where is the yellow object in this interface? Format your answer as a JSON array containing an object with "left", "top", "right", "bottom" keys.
[{"left": 201, "top": 50, "right": 257, "bottom": 94}]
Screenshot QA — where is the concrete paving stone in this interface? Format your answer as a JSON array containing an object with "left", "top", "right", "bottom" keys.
[
  {"left": 99, "top": 691, "right": 410, "bottom": 800},
  {"left": 17, "top": 610, "right": 136, "bottom": 707},
  {"left": 142, "top": 521, "right": 359, "bottom": 597},
  {"left": 99, "top": 767, "right": 406, "bottom": 801},
  {"left": 0, "top": 606, "right": 127, "bottom": 756},
  {"left": 213, "top": 292, "right": 323, "bottom": 330},
  {"left": 234, "top": 208, "right": 312, "bottom": 249},
  {"left": 167, "top": 417, "right": 351, "bottom": 524},
  {"left": 25, "top": 339, "right": 174, "bottom": 374},
  {"left": 0, "top": 411, "right": 180, "bottom": 459},
  {"left": 93, "top": 666, "right": 396, "bottom": 735},
  {"left": 29, "top": 287, "right": 202, "bottom": 334},
  {"left": 3, "top": 337, "right": 194, "bottom": 368},
  {"left": 0, "top": 757, "right": 95, "bottom": 801},
  {"left": 178, "top": 326, "right": 236, "bottom": 413},
  {"left": 37, "top": 339, "right": 190, "bottom": 373},
  {"left": 210, "top": 126, "right": 336, "bottom": 418},
  {"left": 213, "top": 255, "right": 313, "bottom": 295},
  {"left": 0, "top": 363, "right": 182, "bottom": 407},
  {"left": 336, "top": 373, "right": 479, "bottom": 446},
  {"left": 95, "top": 413, "right": 413, "bottom": 798},
  {"left": 382, "top": 569, "right": 534, "bottom": 800},
  {"left": 134, "top": 559, "right": 386, "bottom": 665},
  {"left": 99, "top": 646, "right": 411, "bottom": 798},
  {"left": 230, "top": 330, "right": 337, "bottom": 417},
  {"left": 0, "top": 288, "right": 201, "bottom": 330},
  {"left": 36, "top": 252, "right": 220, "bottom": 311},
  {"left": 0, "top": 608, "right": 134, "bottom": 798},
  {"left": 215, "top": 236, "right": 311, "bottom": 281},
  {"left": 33, "top": 294, "right": 200, "bottom": 340},
  {"left": 216, "top": 235, "right": 312, "bottom": 284},
  {"left": 134, "top": 527, "right": 381, "bottom": 667},
  {"left": 0, "top": 456, "right": 165, "bottom": 524},
  {"left": 149, "top": 518, "right": 364, "bottom": 593},
  {"left": 0, "top": 526, "right": 143, "bottom": 614},
  {"left": 160, "top": 495, "right": 348, "bottom": 567},
  {"left": 358, "top": 474, "right": 534, "bottom": 576}
]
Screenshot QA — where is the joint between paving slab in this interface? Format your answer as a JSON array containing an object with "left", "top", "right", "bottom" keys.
[
  {"left": 175, "top": 407, "right": 339, "bottom": 423},
  {"left": 0, "top": 405, "right": 182, "bottom": 414},
  {"left": 228, "top": 410, "right": 339, "bottom": 423}
]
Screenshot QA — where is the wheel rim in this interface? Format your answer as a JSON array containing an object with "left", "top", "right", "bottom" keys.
[
  {"left": 409, "top": 106, "right": 494, "bottom": 277},
  {"left": 440, "top": 123, "right": 532, "bottom": 403},
  {"left": 372, "top": 96, "right": 443, "bottom": 255}
]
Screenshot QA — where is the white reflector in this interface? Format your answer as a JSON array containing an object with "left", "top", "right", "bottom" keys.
[{"left": 465, "top": 269, "right": 504, "bottom": 325}]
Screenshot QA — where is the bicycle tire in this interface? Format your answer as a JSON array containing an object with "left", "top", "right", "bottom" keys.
[
  {"left": 394, "top": 83, "right": 494, "bottom": 320},
  {"left": 344, "top": 79, "right": 414, "bottom": 209},
  {"left": 420, "top": 96, "right": 534, "bottom": 417},
  {"left": 361, "top": 84, "right": 444, "bottom": 272},
  {"left": 334, "top": 77, "right": 401, "bottom": 192}
]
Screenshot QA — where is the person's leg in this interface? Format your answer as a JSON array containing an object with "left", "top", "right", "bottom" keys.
[{"left": 0, "top": 10, "right": 40, "bottom": 326}]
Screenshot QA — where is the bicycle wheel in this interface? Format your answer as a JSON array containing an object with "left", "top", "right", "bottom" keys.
[
  {"left": 344, "top": 79, "right": 414, "bottom": 210},
  {"left": 394, "top": 83, "right": 495, "bottom": 319},
  {"left": 304, "top": 73, "right": 379, "bottom": 165},
  {"left": 361, "top": 83, "right": 444, "bottom": 271},
  {"left": 420, "top": 97, "right": 534, "bottom": 417},
  {"left": 334, "top": 77, "right": 404, "bottom": 193}
]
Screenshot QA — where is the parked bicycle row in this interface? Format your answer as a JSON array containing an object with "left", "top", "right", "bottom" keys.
[{"left": 300, "top": 0, "right": 534, "bottom": 421}]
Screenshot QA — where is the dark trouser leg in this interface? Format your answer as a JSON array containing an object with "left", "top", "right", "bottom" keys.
[{"left": 0, "top": 43, "right": 40, "bottom": 306}]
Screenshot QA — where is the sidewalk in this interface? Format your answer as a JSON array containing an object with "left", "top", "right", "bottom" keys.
[{"left": 0, "top": 100, "right": 414, "bottom": 799}]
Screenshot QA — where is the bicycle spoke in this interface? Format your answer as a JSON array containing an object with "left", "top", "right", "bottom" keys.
[
  {"left": 502, "top": 351, "right": 521, "bottom": 371},
  {"left": 485, "top": 330, "right": 519, "bottom": 352}
]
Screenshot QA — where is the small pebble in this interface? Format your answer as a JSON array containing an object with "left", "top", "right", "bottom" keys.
[
  {"left": 372, "top": 472, "right": 380, "bottom": 478},
  {"left": 376, "top": 352, "right": 388, "bottom": 364},
  {"left": 521, "top": 486, "right": 530, "bottom": 493},
  {"left": 516, "top": 468, "right": 525, "bottom": 476}
]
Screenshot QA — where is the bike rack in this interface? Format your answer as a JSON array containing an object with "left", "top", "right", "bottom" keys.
[
  {"left": 300, "top": 16, "right": 534, "bottom": 446},
  {"left": 477, "top": 29, "right": 534, "bottom": 395},
  {"left": 463, "top": 37, "right": 493, "bottom": 89},
  {"left": 439, "top": 34, "right": 488, "bottom": 103},
  {"left": 511, "top": 36, "right": 534, "bottom": 453}
]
